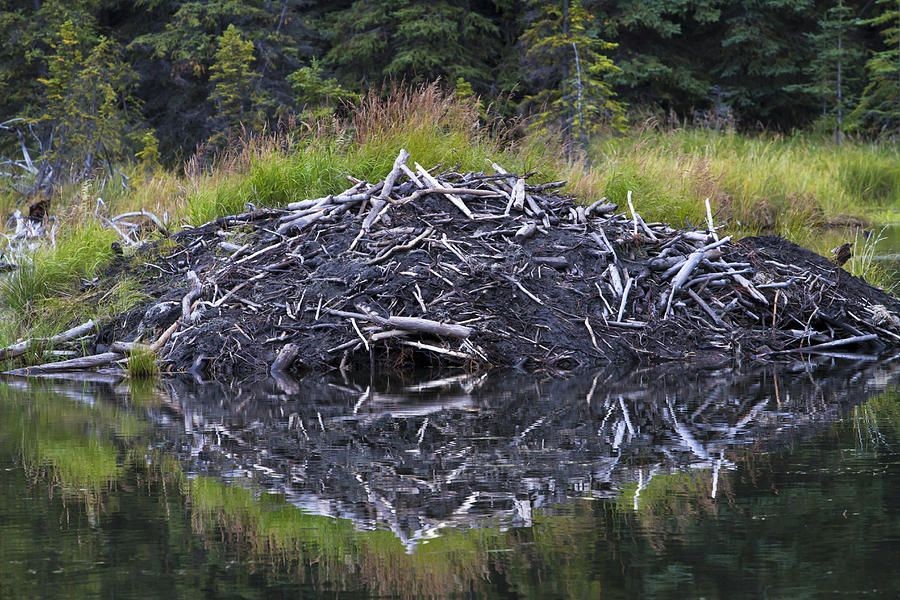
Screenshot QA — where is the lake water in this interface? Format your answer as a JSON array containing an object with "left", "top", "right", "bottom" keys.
[{"left": 1, "top": 360, "right": 899, "bottom": 599}]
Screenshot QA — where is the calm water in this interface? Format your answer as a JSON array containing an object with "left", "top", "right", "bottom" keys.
[{"left": 1, "top": 361, "right": 899, "bottom": 599}]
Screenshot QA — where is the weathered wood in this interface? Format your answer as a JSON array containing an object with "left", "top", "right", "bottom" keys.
[
  {"left": 4, "top": 352, "right": 123, "bottom": 376},
  {"left": 415, "top": 163, "right": 474, "bottom": 220},
  {"left": 271, "top": 342, "right": 302, "bottom": 373},
  {"left": 325, "top": 308, "right": 473, "bottom": 338},
  {"left": 0, "top": 320, "right": 96, "bottom": 361}
]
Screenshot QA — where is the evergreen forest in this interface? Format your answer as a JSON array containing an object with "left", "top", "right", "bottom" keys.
[{"left": 1, "top": 0, "right": 898, "bottom": 191}]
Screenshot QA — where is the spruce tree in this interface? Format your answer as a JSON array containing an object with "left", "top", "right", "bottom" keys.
[
  {"left": 716, "top": 0, "right": 819, "bottom": 128},
  {"left": 35, "top": 20, "right": 144, "bottom": 182},
  {"left": 850, "top": 0, "right": 900, "bottom": 138},
  {"left": 325, "top": 1, "right": 501, "bottom": 88},
  {"left": 520, "top": 0, "right": 624, "bottom": 150},
  {"left": 595, "top": 0, "right": 724, "bottom": 117},
  {"left": 288, "top": 58, "right": 357, "bottom": 120},
  {"left": 793, "top": 0, "right": 865, "bottom": 144},
  {"left": 208, "top": 24, "right": 266, "bottom": 142}
]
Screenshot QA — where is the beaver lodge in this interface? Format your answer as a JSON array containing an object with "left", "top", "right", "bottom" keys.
[{"left": 3, "top": 149, "right": 899, "bottom": 379}]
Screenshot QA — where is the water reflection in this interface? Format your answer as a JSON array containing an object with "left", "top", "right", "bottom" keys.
[
  {"left": 1, "top": 359, "right": 899, "bottom": 598},
  {"left": 151, "top": 361, "right": 898, "bottom": 546}
]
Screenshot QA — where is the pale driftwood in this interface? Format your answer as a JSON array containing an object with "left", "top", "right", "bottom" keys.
[
  {"left": 110, "top": 341, "right": 154, "bottom": 354},
  {"left": 399, "top": 340, "right": 471, "bottom": 359},
  {"left": 415, "top": 163, "right": 474, "bottom": 220},
  {"left": 511, "top": 178, "right": 526, "bottom": 211},
  {"left": 705, "top": 198, "right": 718, "bottom": 241},
  {"left": 767, "top": 334, "right": 880, "bottom": 355},
  {"left": 367, "top": 227, "right": 434, "bottom": 265},
  {"left": 182, "top": 270, "right": 202, "bottom": 319},
  {"left": 112, "top": 209, "right": 169, "bottom": 236},
  {"left": 514, "top": 222, "right": 537, "bottom": 241},
  {"left": 271, "top": 343, "right": 301, "bottom": 373},
  {"left": 4, "top": 352, "right": 123, "bottom": 376},
  {"left": 350, "top": 149, "right": 410, "bottom": 250},
  {"left": 277, "top": 209, "right": 327, "bottom": 235},
  {"left": 617, "top": 276, "right": 633, "bottom": 322},
  {"left": 585, "top": 198, "right": 616, "bottom": 216},
  {"left": 591, "top": 228, "right": 618, "bottom": 263},
  {"left": 687, "top": 289, "right": 729, "bottom": 329},
  {"left": 325, "top": 309, "right": 473, "bottom": 338},
  {"left": 0, "top": 320, "right": 96, "bottom": 361}
]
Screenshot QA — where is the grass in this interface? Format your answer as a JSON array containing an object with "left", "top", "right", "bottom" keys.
[
  {"left": 0, "top": 85, "right": 897, "bottom": 364},
  {"left": 589, "top": 129, "right": 899, "bottom": 235},
  {"left": 127, "top": 346, "right": 159, "bottom": 378}
]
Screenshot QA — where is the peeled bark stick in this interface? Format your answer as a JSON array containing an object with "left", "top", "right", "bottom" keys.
[
  {"left": 325, "top": 309, "right": 473, "bottom": 338},
  {"left": 182, "top": 271, "right": 202, "bottom": 319},
  {"left": 768, "top": 334, "right": 880, "bottom": 355},
  {"left": 591, "top": 228, "right": 618, "bottom": 263},
  {"left": 0, "top": 320, "right": 96, "bottom": 361},
  {"left": 109, "top": 341, "right": 154, "bottom": 354},
  {"left": 514, "top": 222, "right": 537, "bottom": 241},
  {"left": 617, "top": 276, "right": 633, "bottom": 322},
  {"left": 511, "top": 178, "right": 526, "bottom": 211},
  {"left": 585, "top": 198, "right": 616, "bottom": 216},
  {"left": 271, "top": 343, "right": 301, "bottom": 373},
  {"left": 670, "top": 251, "right": 707, "bottom": 291},
  {"left": 111, "top": 209, "right": 169, "bottom": 236},
  {"left": 3, "top": 352, "right": 123, "bottom": 376},
  {"left": 687, "top": 289, "right": 729, "bottom": 328},
  {"left": 415, "top": 163, "right": 475, "bottom": 219},
  {"left": 398, "top": 340, "right": 471, "bottom": 360},
  {"left": 705, "top": 197, "right": 718, "bottom": 241},
  {"left": 349, "top": 149, "right": 410, "bottom": 251}
]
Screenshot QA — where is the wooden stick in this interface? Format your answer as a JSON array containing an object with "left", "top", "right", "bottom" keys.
[
  {"left": 398, "top": 340, "right": 471, "bottom": 360},
  {"left": 415, "top": 163, "right": 474, "bottom": 219},
  {"left": 617, "top": 275, "right": 633, "bottom": 321},
  {"left": 324, "top": 309, "right": 473, "bottom": 338},
  {"left": 511, "top": 178, "right": 526, "bottom": 211},
  {"left": 768, "top": 334, "right": 880, "bottom": 355},
  {"left": 4, "top": 352, "right": 123, "bottom": 376},
  {"left": 182, "top": 271, "right": 202, "bottom": 319},
  {"left": 270, "top": 343, "right": 301, "bottom": 373},
  {"left": 0, "top": 320, "right": 96, "bottom": 361},
  {"left": 349, "top": 149, "right": 410, "bottom": 250}
]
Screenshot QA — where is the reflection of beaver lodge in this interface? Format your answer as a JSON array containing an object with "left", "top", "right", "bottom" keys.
[
  {"left": 5, "top": 149, "right": 899, "bottom": 378},
  {"left": 147, "top": 360, "right": 898, "bottom": 551}
]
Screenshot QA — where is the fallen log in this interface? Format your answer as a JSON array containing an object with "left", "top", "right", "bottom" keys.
[{"left": 0, "top": 320, "right": 96, "bottom": 361}]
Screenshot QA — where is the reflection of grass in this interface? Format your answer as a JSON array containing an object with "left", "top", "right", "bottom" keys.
[
  {"left": 853, "top": 387, "right": 900, "bottom": 449},
  {"left": 188, "top": 475, "right": 507, "bottom": 597},
  {"left": 0, "top": 381, "right": 145, "bottom": 497},
  {"left": 35, "top": 437, "right": 120, "bottom": 491}
]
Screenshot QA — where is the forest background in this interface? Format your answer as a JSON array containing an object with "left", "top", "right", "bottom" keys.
[{"left": 1, "top": 0, "right": 897, "bottom": 186}]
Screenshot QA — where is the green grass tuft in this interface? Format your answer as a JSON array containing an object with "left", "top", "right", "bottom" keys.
[{"left": 127, "top": 346, "right": 159, "bottom": 379}]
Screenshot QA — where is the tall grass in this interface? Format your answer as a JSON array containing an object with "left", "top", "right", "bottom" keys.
[{"left": 590, "top": 130, "right": 900, "bottom": 234}]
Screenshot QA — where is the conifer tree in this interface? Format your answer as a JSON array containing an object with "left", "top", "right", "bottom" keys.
[
  {"left": 595, "top": 0, "right": 724, "bottom": 116},
  {"left": 716, "top": 0, "right": 818, "bottom": 128},
  {"left": 208, "top": 24, "right": 266, "bottom": 141},
  {"left": 520, "top": 0, "right": 624, "bottom": 150},
  {"left": 288, "top": 58, "right": 357, "bottom": 120},
  {"left": 325, "top": 1, "right": 501, "bottom": 88},
  {"left": 35, "top": 20, "right": 144, "bottom": 181},
  {"left": 850, "top": 0, "right": 900, "bottom": 138},
  {"left": 794, "top": 1, "right": 865, "bottom": 144}
]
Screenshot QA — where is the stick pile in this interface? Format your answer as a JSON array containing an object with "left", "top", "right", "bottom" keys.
[{"left": 3, "top": 149, "right": 898, "bottom": 377}]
